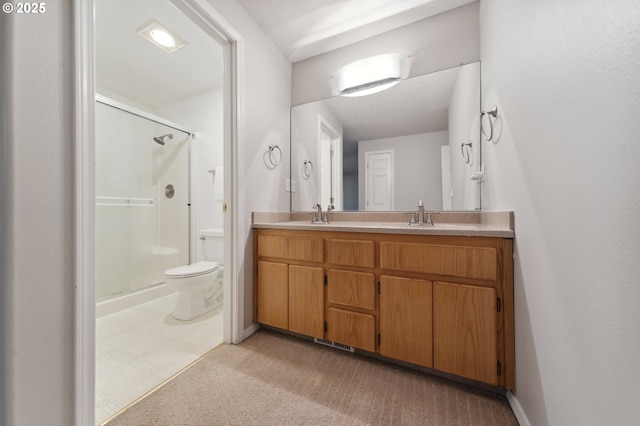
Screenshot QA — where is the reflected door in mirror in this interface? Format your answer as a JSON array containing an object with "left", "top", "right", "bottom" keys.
[{"left": 365, "top": 149, "right": 393, "bottom": 211}]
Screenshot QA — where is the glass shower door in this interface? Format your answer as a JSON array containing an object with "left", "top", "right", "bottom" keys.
[{"left": 95, "top": 100, "right": 189, "bottom": 300}]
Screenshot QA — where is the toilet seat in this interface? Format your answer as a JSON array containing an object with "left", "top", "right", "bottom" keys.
[{"left": 165, "top": 261, "right": 221, "bottom": 279}]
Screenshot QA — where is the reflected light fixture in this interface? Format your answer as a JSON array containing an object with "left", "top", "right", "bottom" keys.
[
  {"left": 138, "top": 21, "right": 186, "bottom": 53},
  {"left": 332, "top": 53, "right": 411, "bottom": 97}
]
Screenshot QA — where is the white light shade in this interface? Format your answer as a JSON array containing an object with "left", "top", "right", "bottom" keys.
[
  {"left": 333, "top": 53, "right": 411, "bottom": 97},
  {"left": 138, "top": 22, "right": 186, "bottom": 53}
]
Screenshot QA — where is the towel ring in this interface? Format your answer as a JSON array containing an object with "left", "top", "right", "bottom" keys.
[
  {"left": 460, "top": 141, "right": 473, "bottom": 165},
  {"left": 303, "top": 160, "right": 313, "bottom": 179},
  {"left": 267, "top": 144, "right": 282, "bottom": 167},
  {"left": 481, "top": 106, "right": 498, "bottom": 141}
]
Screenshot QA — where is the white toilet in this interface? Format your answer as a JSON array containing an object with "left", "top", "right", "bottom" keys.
[{"left": 164, "top": 228, "right": 224, "bottom": 320}]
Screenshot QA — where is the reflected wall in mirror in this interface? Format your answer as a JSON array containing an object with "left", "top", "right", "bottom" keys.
[{"left": 291, "top": 61, "right": 481, "bottom": 212}]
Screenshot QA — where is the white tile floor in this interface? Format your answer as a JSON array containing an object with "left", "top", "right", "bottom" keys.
[{"left": 95, "top": 293, "right": 224, "bottom": 425}]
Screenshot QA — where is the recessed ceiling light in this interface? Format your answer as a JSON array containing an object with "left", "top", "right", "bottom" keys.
[
  {"left": 138, "top": 21, "right": 186, "bottom": 53},
  {"left": 150, "top": 29, "right": 176, "bottom": 47}
]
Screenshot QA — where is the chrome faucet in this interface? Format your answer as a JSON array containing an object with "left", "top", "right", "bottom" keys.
[
  {"left": 409, "top": 200, "right": 434, "bottom": 226},
  {"left": 312, "top": 203, "right": 324, "bottom": 223},
  {"left": 418, "top": 200, "right": 425, "bottom": 224}
]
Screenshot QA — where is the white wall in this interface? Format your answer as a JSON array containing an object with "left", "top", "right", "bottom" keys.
[
  {"left": 290, "top": 101, "right": 343, "bottom": 211},
  {"left": 358, "top": 131, "right": 448, "bottom": 210},
  {"left": 480, "top": 1, "right": 640, "bottom": 425},
  {"left": 206, "top": 0, "right": 292, "bottom": 331},
  {"left": 292, "top": 2, "right": 480, "bottom": 105},
  {"left": 2, "top": 2, "right": 75, "bottom": 424},
  {"left": 0, "top": 12, "right": 5, "bottom": 419},
  {"left": 448, "top": 62, "right": 481, "bottom": 210},
  {"left": 1, "top": 0, "right": 291, "bottom": 423},
  {"left": 155, "top": 89, "right": 224, "bottom": 262}
]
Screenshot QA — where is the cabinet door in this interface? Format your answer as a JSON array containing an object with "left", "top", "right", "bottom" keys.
[
  {"left": 327, "top": 269, "right": 375, "bottom": 310},
  {"left": 433, "top": 282, "right": 497, "bottom": 385},
  {"left": 379, "top": 276, "right": 432, "bottom": 367},
  {"left": 289, "top": 265, "right": 324, "bottom": 338},
  {"left": 327, "top": 307, "right": 375, "bottom": 352},
  {"left": 257, "top": 261, "right": 288, "bottom": 329}
]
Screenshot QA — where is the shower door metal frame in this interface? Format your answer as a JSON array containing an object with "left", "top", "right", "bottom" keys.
[{"left": 96, "top": 94, "right": 193, "bottom": 137}]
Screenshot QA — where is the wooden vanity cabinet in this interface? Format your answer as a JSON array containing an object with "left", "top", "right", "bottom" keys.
[
  {"left": 254, "top": 228, "right": 515, "bottom": 390},
  {"left": 256, "top": 260, "right": 288, "bottom": 329},
  {"left": 326, "top": 307, "right": 376, "bottom": 352},
  {"left": 379, "top": 275, "right": 433, "bottom": 367},
  {"left": 433, "top": 281, "right": 498, "bottom": 385},
  {"left": 255, "top": 233, "right": 325, "bottom": 339},
  {"left": 288, "top": 265, "right": 324, "bottom": 338},
  {"left": 326, "top": 268, "right": 376, "bottom": 351},
  {"left": 325, "top": 238, "right": 377, "bottom": 352},
  {"left": 379, "top": 238, "right": 512, "bottom": 388}
]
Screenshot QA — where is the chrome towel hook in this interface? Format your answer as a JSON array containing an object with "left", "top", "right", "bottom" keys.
[{"left": 481, "top": 106, "right": 498, "bottom": 141}]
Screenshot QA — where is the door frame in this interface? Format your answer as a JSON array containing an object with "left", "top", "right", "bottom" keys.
[
  {"left": 73, "top": 1, "right": 245, "bottom": 424},
  {"left": 317, "top": 115, "right": 342, "bottom": 210}
]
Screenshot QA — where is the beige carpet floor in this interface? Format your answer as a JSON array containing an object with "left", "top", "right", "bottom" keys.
[{"left": 105, "top": 329, "right": 518, "bottom": 425}]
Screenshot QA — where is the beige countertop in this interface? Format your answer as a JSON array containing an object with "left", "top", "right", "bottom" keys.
[{"left": 252, "top": 211, "right": 515, "bottom": 238}]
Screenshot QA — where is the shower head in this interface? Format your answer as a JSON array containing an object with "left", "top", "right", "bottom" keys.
[{"left": 153, "top": 134, "right": 173, "bottom": 145}]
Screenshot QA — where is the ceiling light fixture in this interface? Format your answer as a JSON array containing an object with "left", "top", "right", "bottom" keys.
[
  {"left": 332, "top": 53, "right": 411, "bottom": 97},
  {"left": 138, "top": 21, "right": 186, "bottom": 53}
]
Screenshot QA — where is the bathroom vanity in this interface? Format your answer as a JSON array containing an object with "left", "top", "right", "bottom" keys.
[{"left": 252, "top": 211, "right": 515, "bottom": 390}]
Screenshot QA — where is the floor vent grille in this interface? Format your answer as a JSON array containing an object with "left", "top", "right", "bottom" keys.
[{"left": 314, "top": 338, "right": 355, "bottom": 353}]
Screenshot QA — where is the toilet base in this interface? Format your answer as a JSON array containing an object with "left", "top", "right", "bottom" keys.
[{"left": 172, "top": 278, "right": 223, "bottom": 321}]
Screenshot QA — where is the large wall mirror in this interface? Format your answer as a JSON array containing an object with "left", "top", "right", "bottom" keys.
[{"left": 291, "top": 61, "right": 482, "bottom": 212}]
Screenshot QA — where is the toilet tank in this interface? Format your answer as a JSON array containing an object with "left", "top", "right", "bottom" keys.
[{"left": 200, "top": 228, "right": 224, "bottom": 264}]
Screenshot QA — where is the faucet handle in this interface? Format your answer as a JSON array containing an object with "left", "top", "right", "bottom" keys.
[{"left": 408, "top": 212, "right": 417, "bottom": 225}]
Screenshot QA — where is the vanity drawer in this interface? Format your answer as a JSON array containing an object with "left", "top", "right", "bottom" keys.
[
  {"left": 327, "top": 307, "right": 376, "bottom": 352},
  {"left": 258, "top": 235, "right": 324, "bottom": 263},
  {"left": 327, "top": 269, "right": 376, "bottom": 310},
  {"left": 380, "top": 242, "right": 497, "bottom": 280},
  {"left": 327, "top": 238, "right": 375, "bottom": 268}
]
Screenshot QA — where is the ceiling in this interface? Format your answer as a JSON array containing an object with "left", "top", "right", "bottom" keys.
[
  {"left": 95, "top": 0, "right": 224, "bottom": 109},
  {"left": 95, "top": 0, "right": 473, "bottom": 136},
  {"left": 237, "top": 0, "right": 476, "bottom": 62},
  {"left": 239, "top": 0, "right": 476, "bottom": 147}
]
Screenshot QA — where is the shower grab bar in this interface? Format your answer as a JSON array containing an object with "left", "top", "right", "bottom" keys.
[{"left": 96, "top": 196, "right": 154, "bottom": 207}]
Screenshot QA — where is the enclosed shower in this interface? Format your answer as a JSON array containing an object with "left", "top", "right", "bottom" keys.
[{"left": 95, "top": 96, "right": 192, "bottom": 301}]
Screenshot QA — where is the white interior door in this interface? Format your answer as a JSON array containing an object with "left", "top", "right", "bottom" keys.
[{"left": 365, "top": 150, "right": 393, "bottom": 211}]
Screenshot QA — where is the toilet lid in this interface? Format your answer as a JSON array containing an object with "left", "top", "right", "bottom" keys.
[{"left": 165, "top": 261, "right": 220, "bottom": 278}]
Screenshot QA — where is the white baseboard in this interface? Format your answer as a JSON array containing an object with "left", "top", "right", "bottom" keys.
[
  {"left": 507, "top": 391, "right": 531, "bottom": 426},
  {"left": 243, "top": 322, "right": 260, "bottom": 340}
]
